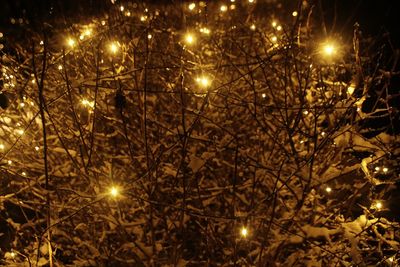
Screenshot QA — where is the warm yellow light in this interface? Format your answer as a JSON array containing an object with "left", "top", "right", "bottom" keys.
[
  {"left": 81, "top": 99, "right": 95, "bottom": 108},
  {"left": 326, "top": 187, "right": 332, "bottom": 193},
  {"left": 16, "top": 129, "right": 24, "bottom": 135},
  {"left": 148, "top": 34, "right": 152, "bottom": 39},
  {"left": 347, "top": 85, "right": 355, "bottom": 95},
  {"left": 276, "top": 25, "right": 282, "bottom": 31},
  {"left": 21, "top": 172, "right": 26, "bottom": 176},
  {"left": 292, "top": 11, "right": 298, "bottom": 17},
  {"left": 375, "top": 166, "right": 380, "bottom": 171},
  {"left": 272, "top": 21, "right": 277, "bottom": 27},
  {"left": 200, "top": 27, "right": 210, "bottom": 34},
  {"left": 262, "top": 93, "right": 266, "bottom": 98},
  {"left": 140, "top": 16, "right": 147, "bottom": 22},
  {"left": 188, "top": 3, "right": 196, "bottom": 10},
  {"left": 322, "top": 43, "right": 336, "bottom": 56},
  {"left": 375, "top": 201, "right": 382, "bottom": 209},
  {"left": 220, "top": 5, "right": 228, "bottom": 12},
  {"left": 230, "top": 4, "right": 236, "bottom": 10},
  {"left": 271, "top": 36, "right": 277, "bottom": 43},
  {"left": 383, "top": 167, "right": 388, "bottom": 173},
  {"left": 10, "top": 251, "right": 16, "bottom": 258},
  {"left": 67, "top": 38, "right": 75, "bottom": 48},
  {"left": 83, "top": 28, "right": 92, "bottom": 37},
  {"left": 109, "top": 42, "right": 119, "bottom": 54},
  {"left": 248, "top": 0, "right": 254, "bottom": 3},
  {"left": 196, "top": 76, "right": 210, "bottom": 88},
  {"left": 250, "top": 24, "right": 256, "bottom": 31},
  {"left": 0, "top": 143, "right": 4, "bottom": 150},
  {"left": 35, "top": 146, "right": 40, "bottom": 151},
  {"left": 240, "top": 227, "right": 248, "bottom": 237},
  {"left": 109, "top": 186, "right": 120, "bottom": 197},
  {"left": 184, "top": 33, "right": 195, "bottom": 45},
  {"left": 8, "top": 160, "right": 12, "bottom": 165}
]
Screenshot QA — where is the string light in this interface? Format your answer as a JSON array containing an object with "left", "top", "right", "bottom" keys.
[
  {"left": 347, "top": 85, "right": 355, "bottom": 95},
  {"left": 372, "top": 200, "right": 383, "bottom": 210},
  {"left": 325, "top": 187, "right": 332, "bottom": 193},
  {"left": 240, "top": 226, "right": 248, "bottom": 237},
  {"left": 7, "top": 160, "right": 12, "bottom": 165},
  {"left": 66, "top": 38, "right": 75, "bottom": 48},
  {"left": 262, "top": 93, "right": 266, "bottom": 98},
  {"left": 188, "top": 3, "right": 196, "bottom": 10},
  {"left": 292, "top": 11, "right": 298, "bottom": 17},
  {"left": 321, "top": 41, "right": 337, "bottom": 57},
  {"left": 276, "top": 25, "right": 282, "bottom": 31},
  {"left": 21, "top": 172, "right": 26, "bottom": 176},
  {"left": 250, "top": 24, "right": 256, "bottom": 31},
  {"left": 383, "top": 167, "right": 388, "bottom": 173},
  {"left": 220, "top": 5, "right": 228, "bottom": 12},
  {"left": 140, "top": 16, "right": 147, "bottom": 22},
  {"left": 109, "top": 186, "right": 120, "bottom": 197},
  {"left": 35, "top": 146, "right": 40, "bottom": 151},
  {"left": 271, "top": 36, "right": 278, "bottom": 43},
  {"left": 184, "top": 33, "right": 195, "bottom": 45},
  {"left": 375, "top": 166, "right": 380, "bottom": 171},
  {"left": 200, "top": 27, "right": 211, "bottom": 35},
  {"left": 109, "top": 42, "right": 119, "bottom": 54},
  {"left": 0, "top": 143, "right": 4, "bottom": 150},
  {"left": 272, "top": 21, "right": 277, "bottom": 28},
  {"left": 58, "top": 65, "right": 63, "bottom": 70},
  {"left": 248, "top": 0, "right": 254, "bottom": 3},
  {"left": 147, "top": 34, "right": 152, "bottom": 39},
  {"left": 196, "top": 76, "right": 210, "bottom": 88}
]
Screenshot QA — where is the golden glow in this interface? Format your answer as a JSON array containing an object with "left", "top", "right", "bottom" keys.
[
  {"left": 184, "top": 33, "right": 195, "bottom": 45},
  {"left": 21, "top": 171, "right": 26, "bottom": 176},
  {"left": 375, "top": 166, "right": 380, "bottom": 171},
  {"left": 58, "top": 65, "right": 63, "bottom": 70},
  {"left": 120, "top": 6, "right": 124, "bottom": 12},
  {"left": 383, "top": 167, "right": 388, "bottom": 173},
  {"left": 67, "top": 38, "right": 75, "bottom": 48},
  {"left": 35, "top": 146, "right": 40, "bottom": 151},
  {"left": 10, "top": 251, "right": 16, "bottom": 258},
  {"left": 188, "top": 3, "right": 196, "bottom": 10},
  {"left": 272, "top": 21, "right": 277, "bottom": 27},
  {"left": 276, "top": 25, "right": 282, "bottom": 31},
  {"left": 271, "top": 36, "right": 277, "bottom": 43},
  {"left": 140, "top": 15, "right": 147, "bottom": 22},
  {"left": 16, "top": 129, "right": 24, "bottom": 135},
  {"left": 376, "top": 201, "right": 382, "bottom": 209},
  {"left": 347, "top": 85, "right": 355, "bottom": 95},
  {"left": 240, "top": 227, "right": 248, "bottom": 237},
  {"left": 220, "top": 5, "right": 228, "bottom": 12},
  {"left": 262, "top": 93, "right": 266, "bottom": 98},
  {"left": 292, "top": 11, "right": 298, "bottom": 17},
  {"left": 7, "top": 160, "right": 12, "bottom": 165},
  {"left": 109, "top": 186, "right": 120, "bottom": 197},
  {"left": 196, "top": 76, "right": 210, "bottom": 88},
  {"left": 200, "top": 27, "right": 211, "bottom": 34},
  {"left": 322, "top": 42, "right": 337, "bottom": 57},
  {"left": 326, "top": 187, "right": 332, "bottom": 193},
  {"left": 148, "top": 34, "right": 152, "bottom": 39},
  {"left": 250, "top": 24, "right": 256, "bottom": 31},
  {"left": 0, "top": 143, "right": 4, "bottom": 150},
  {"left": 248, "top": 0, "right": 254, "bottom": 3},
  {"left": 109, "top": 42, "right": 119, "bottom": 54},
  {"left": 81, "top": 99, "right": 95, "bottom": 108}
]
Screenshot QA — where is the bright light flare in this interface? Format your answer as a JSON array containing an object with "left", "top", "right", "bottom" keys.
[
  {"left": 188, "top": 3, "right": 196, "bottom": 10},
  {"left": 109, "top": 42, "right": 119, "bottom": 54},
  {"left": 67, "top": 38, "right": 75, "bottom": 48},
  {"left": 196, "top": 76, "right": 211, "bottom": 88},
  {"left": 81, "top": 99, "right": 95, "bottom": 108},
  {"left": 109, "top": 186, "right": 120, "bottom": 197},
  {"left": 184, "top": 33, "right": 196, "bottom": 45},
  {"left": 240, "top": 227, "right": 248, "bottom": 237}
]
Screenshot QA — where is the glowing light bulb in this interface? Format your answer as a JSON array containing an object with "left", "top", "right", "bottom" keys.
[
  {"left": 375, "top": 166, "right": 380, "bottom": 171},
  {"left": 10, "top": 251, "right": 16, "bottom": 258},
  {"left": 120, "top": 5, "right": 124, "bottom": 12},
  {"left": 67, "top": 38, "right": 75, "bottom": 48},
  {"left": 276, "top": 25, "right": 282, "bottom": 31},
  {"left": 184, "top": 33, "right": 195, "bottom": 45},
  {"left": 21, "top": 172, "right": 26, "bottom": 176},
  {"left": 292, "top": 11, "right": 298, "bottom": 17},
  {"left": 322, "top": 42, "right": 337, "bottom": 57},
  {"left": 20, "top": 102, "right": 25, "bottom": 108},
  {"left": 109, "top": 42, "right": 119, "bottom": 54},
  {"left": 16, "top": 129, "right": 24, "bottom": 135},
  {"left": 35, "top": 146, "right": 40, "bottom": 151},
  {"left": 383, "top": 167, "right": 388, "bottom": 173},
  {"left": 140, "top": 16, "right": 147, "bottom": 22},
  {"left": 58, "top": 65, "right": 63, "bottom": 70},
  {"left": 271, "top": 36, "right": 277, "bottom": 43},
  {"left": 0, "top": 143, "right": 4, "bottom": 150},
  {"left": 326, "top": 187, "right": 332, "bottom": 193},
  {"left": 250, "top": 24, "right": 256, "bottom": 31},
  {"left": 262, "top": 93, "right": 266, "bottom": 98},
  {"left": 196, "top": 76, "right": 210, "bottom": 88},
  {"left": 8, "top": 160, "right": 12, "bottom": 165},
  {"left": 147, "top": 34, "right": 152, "bottom": 39},
  {"left": 240, "top": 227, "right": 248, "bottom": 237},
  {"left": 272, "top": 21, "right": 277, "bottom": 28},
  {"left": 230, "top": 4, "right": 236, "bottom": 10},
  {"left": 109, "top": 186, "right": 120, "bottom": 197},
  {"left": 188, "top": 3, "right": 196, "bottom": 10},
  {"left": 220, "top": 5, "right": 228, "bottom": 12},
  {"left": 375, "top": 201, "right": 382, "bottom": 209},
  {"left": 248, "top": 0, "right": 254, "bottom": 3}
]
